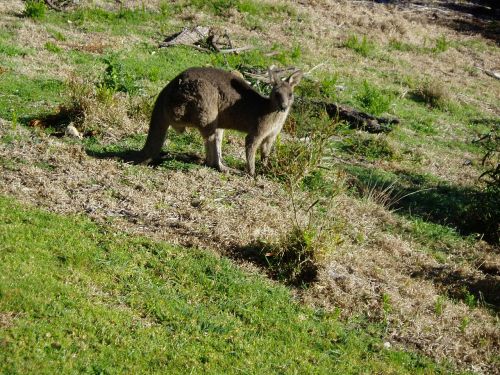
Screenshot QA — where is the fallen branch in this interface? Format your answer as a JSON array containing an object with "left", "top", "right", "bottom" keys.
[
  {"left": 44, "top": 0, "right": 80, "bottom": 11},
  {"left": 45, "top": 0, "right": 63, "bottom": 10},
  {"left": 296, "top": 97, "right": 398, "bottom": 133},
  {"left": 159, "top": 26, "right": 210, "bottom": 48},
  {"left": 159, "top": 27, "right": 253, "bottom": 55}
]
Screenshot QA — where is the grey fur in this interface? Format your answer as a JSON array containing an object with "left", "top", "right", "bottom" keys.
[{"left": 138, "top": 67, "right": 302, "bottom": 176}]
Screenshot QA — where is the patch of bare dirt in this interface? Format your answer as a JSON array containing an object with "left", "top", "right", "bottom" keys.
[{"left": 0, "top": 312, "right": 19, "bottom": 329}]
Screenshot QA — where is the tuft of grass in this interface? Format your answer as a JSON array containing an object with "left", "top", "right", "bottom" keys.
[
  {"left": 0, "top": 197, "right": 449, "bottom": 374},
  {"left": 434, "top": 35, "right": 449, "bottom": 53},
  {"left": 0, "top": 42, "right": 30, "bottom": 57},
  {"left": 355, "top": 80, "right": 392, "bottom": 116},
  {"left": 344, "top": 35, "right": 375, "bottom": 57},
  {"left": 24, "top": 0, "right": 47, "bottom": 20},
  {"left": 389, "top": 39, "right": 417, "bottom": 53},
  {"left": 434, "top": 296, "right": 446, "bottom": 316},
  {"left": 412, "top": 80, "right": 449, "bottom": 109},
  {"left": 44, "top": 41, "right": 61, "bottom": 53},
  {"left": 342, "top": 133, "right": 396, "bottom": 161}
]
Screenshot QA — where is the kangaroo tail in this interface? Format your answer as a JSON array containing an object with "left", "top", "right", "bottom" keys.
[{"left": 137, "top": 94, "right": 170, "bottom": 164}]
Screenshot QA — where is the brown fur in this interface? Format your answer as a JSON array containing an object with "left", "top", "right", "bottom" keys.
[{"left": 138, "top": 67, "right": 302, "bottom": 176}]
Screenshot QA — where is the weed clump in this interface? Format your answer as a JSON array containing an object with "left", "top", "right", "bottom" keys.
[
  {"left": 355, "top": 81, "right": 392, "bottom": 116},
  {"left": 344, "top": 35, "right": 375, "bottom": 57},
  {"left": 413, "top": 81, "right": 449, "bottom": 109},
  {"left": 24, "top": 0, "right": 46, "bottom": 20}
]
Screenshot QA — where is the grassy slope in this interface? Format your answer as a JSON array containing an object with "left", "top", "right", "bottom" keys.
[
  {"left": 0, "top": 197, "right": 448, "bottom": 374},
  {"left": 0, "top": 0, "right": 498, "bottom": 373}
]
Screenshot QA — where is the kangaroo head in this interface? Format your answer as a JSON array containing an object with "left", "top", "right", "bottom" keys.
[{"left": 269, "top": 68, "right": 303, "bottom": 112}]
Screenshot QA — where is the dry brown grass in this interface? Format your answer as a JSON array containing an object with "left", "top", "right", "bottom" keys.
[
  {"left": 301, "top": 196, "right": 499, "bottom": 374},
  {"left": 0, "top": 119, "right": 297, "bottom": 253}
]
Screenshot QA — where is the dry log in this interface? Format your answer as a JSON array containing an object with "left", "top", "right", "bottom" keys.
[
  {"left": 159, "top": 26, "right": 211, "bottom": 48},
  {"left": 296, "top": 97, "right": 398, "bottom": 133}
]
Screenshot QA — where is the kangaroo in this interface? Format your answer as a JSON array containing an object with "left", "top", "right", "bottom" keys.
[{"left": 137, "top": 66, "right": 302, "bottom": 176}]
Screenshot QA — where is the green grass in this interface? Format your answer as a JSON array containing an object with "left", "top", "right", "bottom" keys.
[
  {"left": 341, "top": 133, "right": 397, "bottom": 161},
  {"left": 0, "top": 73, "right": 66, "bottom": 121},
  {"left": 388, "top": 35, "right": 451, "bottom": 54},
  {"left": 0, "top": 42, "right": 30, "bottom": 57},
  {"left": 44, "top": 41, "right": 61, "bottom": 53},
  {"left": 355, "top": 80, "right": 393, "bottom": 116},
  {"left": 344, "top": 35, "right": 376, "bottom": 57},
  {"left": 0, "top": 197, "right": 452, "bottom": 374},
  {"left": 24, "top": 0, "right": 47, "bottom": 20}
]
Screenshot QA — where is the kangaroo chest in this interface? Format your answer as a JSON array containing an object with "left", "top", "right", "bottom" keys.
[{"left": 263, "top": 108, "right": 290, "bottom": 135}]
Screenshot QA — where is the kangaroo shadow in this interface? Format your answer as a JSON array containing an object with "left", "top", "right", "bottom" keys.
[{"left": 86, "top": 148, "right": 204, "bottom": 168}]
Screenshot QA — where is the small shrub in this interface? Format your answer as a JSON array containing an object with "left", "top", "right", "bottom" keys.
[
  {"left": 413, "top": 81, "right": 448, "bottom": 109},
  {"left": 355, "top": 81, "right": 392, "bottom": 116},
  {"left": 476, "top": 126, "right": 499, "bottom": 188},
  {"left": 99, "top": 57, "right": 138, "bottom": 94},
  {"left": 263, "top": 226, "right": 319, "bottom": 284},
  {"left": 24, "top": 0, "right": 46, "bottom": 19},
  {"left": 264, "top": 110, "right": 335, "bottom": 185},
  {"left": 345, "top": 35, "right": 375, "bottom": 57}
]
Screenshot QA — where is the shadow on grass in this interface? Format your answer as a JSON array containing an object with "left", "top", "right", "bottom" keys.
[
  {"left": 226, "top": 239, "right": 319, "bottom": 287},
  {"left": 86, "top": 147, "right": 204, "bottom": 170},
  {"left": 347, "top": 165, "right": 499, "bottom": 244},
  {"left": 385, "top": 0, "right": 499, "bottom": 44},
  {"left": 410, "top": 265, "right": 500, "bottom": 311},
  {"left": 439, "top": 0, "right": 500, "bottom": 44},
  {"left": 348, "top": 165, "right": 499, "bottom": 308}
]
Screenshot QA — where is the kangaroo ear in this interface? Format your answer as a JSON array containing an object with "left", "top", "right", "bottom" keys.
[
  {"left": 286, "top": 70, "right": 303, "bottom": 88},
  {"left": 268, "top": 66, "right": 280, "bottom": 85}
]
